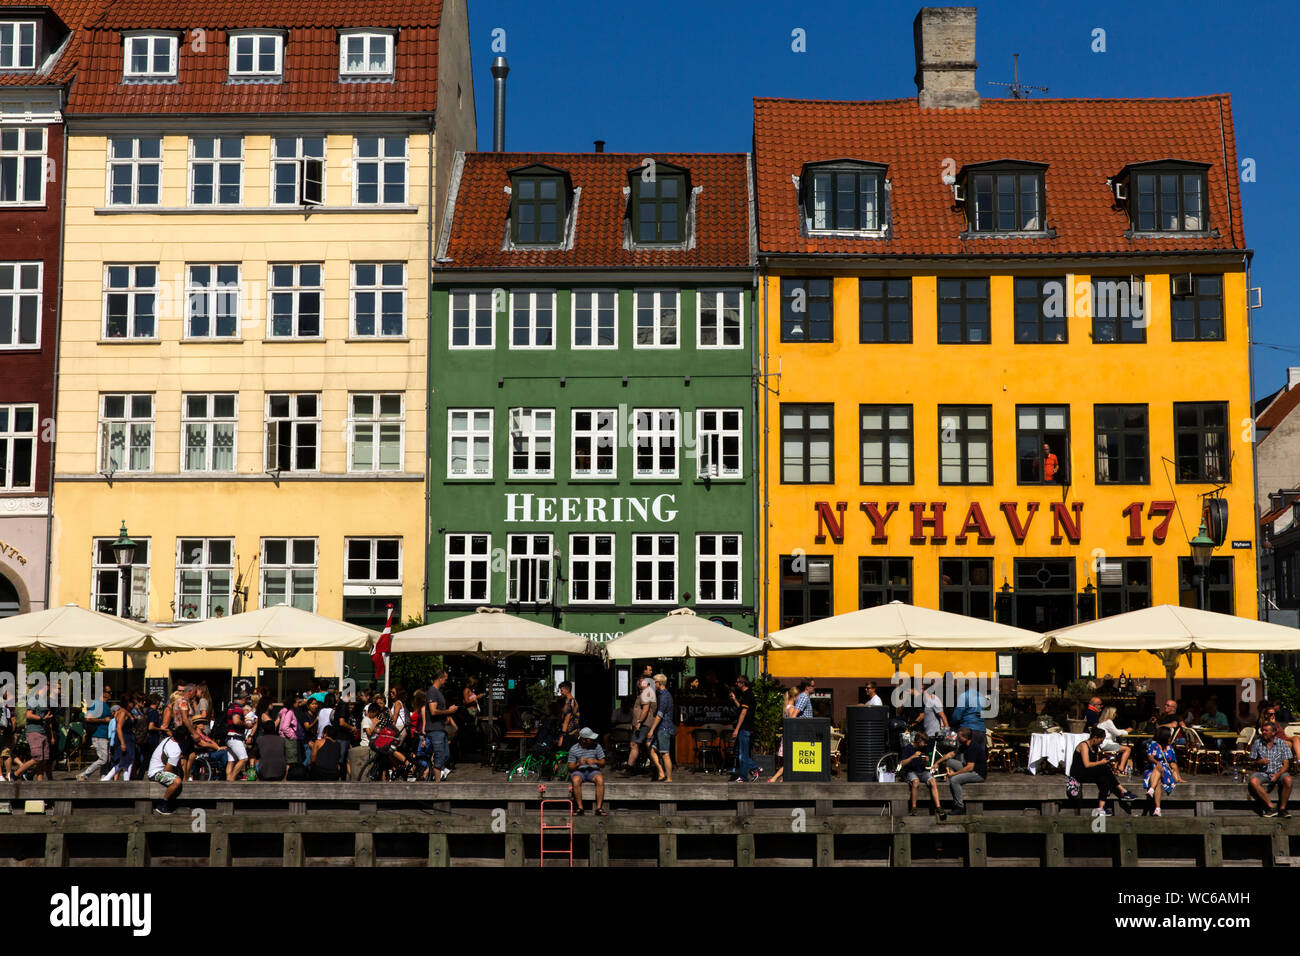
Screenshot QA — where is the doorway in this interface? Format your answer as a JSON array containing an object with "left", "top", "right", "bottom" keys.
[{"left": 173, "top": 669, "right": 233, "bottom": 712}]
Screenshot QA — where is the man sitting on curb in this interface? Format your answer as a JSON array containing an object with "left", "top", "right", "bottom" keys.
[
  {"left": 567, "top": 727, "right": 608, "bottom": 816},
  {"left": 1248, "top": 722, "right": 1293, "bottom": 818},
  {"left": 148, "top": 726, "right": 191, "bottom": 815},
  {"left": 943, "top": 726, "right": 987, "bottom": 816}
]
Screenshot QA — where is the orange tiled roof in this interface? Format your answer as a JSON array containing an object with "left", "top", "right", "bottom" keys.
[
  {"left": 1258, "top": 385, "right": 1300, "bottom": 435},
  {"left": 438, "top": 152, "right": 754, "bottom": 271},
  {"left": 66, "top": 0, "right": 441, "bottom": 114},
  {"left": 0, "top": 0, "right": 105, "bottom": 87},
  {"left": 753, "top": 96, "right": 1246, "bottom": 258}
]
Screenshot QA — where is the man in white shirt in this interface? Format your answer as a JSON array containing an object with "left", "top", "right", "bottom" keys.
[
  {"left": 626, "top": 677, "right": 657, "bottom": 775},
  {"left": 864, "top": 682, "right": 884, "bottom": 707},
  {"left": 148, "top": 726, "right": 190, "bottom": 815}
]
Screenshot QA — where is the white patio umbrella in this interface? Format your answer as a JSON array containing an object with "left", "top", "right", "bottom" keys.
[
  {"left": 602, "top": 607, "right": 763, "bottom": 659},
  {"left": 0, "top": 603, "right": 162, "bottom": 653}
]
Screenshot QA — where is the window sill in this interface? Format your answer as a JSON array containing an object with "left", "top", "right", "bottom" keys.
[
  {"left": 443, "top": 476, "right": 495, "bottom": 483},
  {"left": 262, "top": 337, "right": 325, "bottom": 343},
  {"left": 567, "top": 477, "right": 621, "bottom": 483},
  {"left": 94, "top": 205, "right": 419, "bottom": 215},
  {"left": 180, "top": 337, "right": 243, "bottom": 344},
  {"left": 99, "top": 338, "right": 160, "bottom": 345},
  {"left": 0, "top": 202, "right": 47, "bottom": 211},
  {"left": 505, "top": 477, "right": 557, "bottom": 483},
  {"left": 631, "top": 476, "right": 682, "bottom": 483},
  {"left": 0, "top": 344, "right": 42, "bottom": 351},
  {"left": 631, "top": 345, "right": 682, "bottom": 351},
  {"left": 347, "top": 336, "right": 410, "bottom": 343}
]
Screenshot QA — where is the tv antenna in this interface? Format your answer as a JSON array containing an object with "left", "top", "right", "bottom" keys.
[{"left": 987, "top": 54, "right": 1047, "bottom": 99}]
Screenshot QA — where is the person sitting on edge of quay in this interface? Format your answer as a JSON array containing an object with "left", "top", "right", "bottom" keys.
[
  {"left": 1248, "top": 722, "right": 1293, "bottom": 819},
  {"left": 148, "top": 725, "right": 190, "bottom": 815},
  {"left": 567, "top": 727, "right": 608, "bottom": 816},
  {"left": 1143, "top": 726, "right": 1183, "bottom": 817},
  {"left": 1258, "top": 702, "right": 1300, "bottom": 764},
  {"left": 900, "top": 731, "right": 945, "bottom": 820},
  {"left": 1072, "top": 727, "right": 1139, "bottom": 815},
  {"left": 1095, "top": 706, "right": 1134, "bottom": 773},
  {"left": 943, "top": 726, "right": 986, "bottom": 816}
]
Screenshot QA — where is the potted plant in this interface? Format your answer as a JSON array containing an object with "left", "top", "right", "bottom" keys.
[
  {"left": 750, "top": 674, "right": 787, "bottom": 776},
  {"left": 1064, "top": 678, "right": 1093, "bottom": 733}
]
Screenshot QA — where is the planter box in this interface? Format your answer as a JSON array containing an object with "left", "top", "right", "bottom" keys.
[{"left": 1066, "top": 719, "right": 1086, "bottom": 734}]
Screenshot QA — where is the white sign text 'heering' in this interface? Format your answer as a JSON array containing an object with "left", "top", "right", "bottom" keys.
[{"left": 504, "top": 494, "right": 679, "bottom": 524}]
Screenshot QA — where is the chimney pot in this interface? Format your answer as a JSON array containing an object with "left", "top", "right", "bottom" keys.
[
  {"left": 913, "top": 7, "right": 979, "bottom": 110},
  {"left": 594, "top": 139, "right": 605, "bottom": 153},
  {"left": 1287, "top": 366, "right": 1300, "bottom": 390},
  {"left": 491, "top": 56, "right": 509, "bottom": 152}
]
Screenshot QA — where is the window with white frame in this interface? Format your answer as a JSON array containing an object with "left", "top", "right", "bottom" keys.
[
  {"left": 345, "top": 538, "right": 402, "bottom": 592},
  {"left": 0, "top": 404, "right": 36, "bottom": 491},
  {"left": 186, "top": 264, "right": 240, "bottom": 339},
  {"left": 228, "top": 32, "right": 282, "bottom": 78},
  {"left": 633, "top": 534, "right": 677, "bottom": 604},
  {"left": 175, "top": 538, "right": 234, "bottom": 620},
  {"left": 573, "top": 290, "right": 616, "bottom": 348},
  {"left": 99, "top": 393, "right": 153, "bottom": 473},
  {"left": 450, "top": 290, "right": 494, "bottom": 348},
  {"left": 632, "top": 408, "right": 678, "bottom": 478},
  {"left": 696, "top": 533, "right": 741, "bottom": 604},
  {"left": 107, "top": 136, "right": 161, "bottom": 206},
  {"left": 570, "top": 534, "right": 613, "bottom": 604},
  {"left": 510, "top": 289, "right": 555, "bottom": 348},
  {"left": 447, "top": 409, "right": 492, "bottom": 478},
  {"left": 261, "top": 538, "right": 317, "bottom": 611},
  {"left": 354, "top": 135, "right": 406, "bottom": 205},
  {"left": 340, "top": 31, "right": 393, "bottom": 78},
  {"left": 508, "top": 534, "right": 552, "bottom": 603},
  {"left": 697, "top": 408, "right": 742, "bottom": 479},
  {"left": 271, "top": 135, "right": 324, "bottom": 206},
  {"left": 103, "top": 264, "right": 157, "bottom": 339},
  {"left": 698, "top": 289, "right": 742, "bottom": 348},
  {"left": 351, "top": 263, "right": 405, "bottom": 337},
  {"left": 350, "top": 393, "right": 403, "bottom": 472},
  {"left": 0, "top": 262, "right": 40, "bottom": 347},
  {"left": 268, "top": 263, "right": 322, "bottom": 338},
  {"left": 92, "top": 537, "right": 150, "bottom": 619},
  {"left": 0, "top": 127, "right": 45, "bottom": 203},
  {"left": 445, "top": 533, "right": 490, "bottom": 603},
  {"left": 572, "top": 409, "right": 616, "bottom": 478},
  {"left": 189, "top": 136, "right": 242, "bottom": 206},
  {"left": 123, "top": 34, "right": 177, "bottom": 79},
  {"left": 509, "top": 407, "right": 554, "bottom": 478},
  {"left": 265, "top": 393, "right": 319, "bottom": 472},
  {"left": 182, "top": 393, "right": 236, "bottom": 472},
  {"left": 0, "top": 22, "right": 36, "bottom": 70},
  {"left": 634, "top": 289, "right": 678, "bottom": 347}
]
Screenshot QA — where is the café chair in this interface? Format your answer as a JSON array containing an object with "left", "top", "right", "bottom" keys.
[
  {"left": 1229, "top": 726, "right": 1256, "bottom": 776},
  {"left": 608, "top": 726, "right": 632, "bottom": 768},
  {"left": 1182, "top": 727, "right": 1222, "bottom": 776},
  {"left": 986, "top": 730, "right": 1017, "bottom": 773},
  {"left": 691, "top": 727, "right": 723, "bottom": 774}
]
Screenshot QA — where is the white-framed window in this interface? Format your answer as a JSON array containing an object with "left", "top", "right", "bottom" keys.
[
  {"left": 228, "top": 32, "right": 282, "bottom": 78},
  {"left": 508, "top": 534, "right": 552, "bottom": 603},
  {"left": 696, "top": 534, "right": 742, "bottom": 604},
  {"left": 0, "top": 22, "right": 37, "bottom": 70},
  {"left": 92, "top": 537, "right": 150, "bottom": 619},
  {"left": 0, "top": 404, "right": 36, "bottom": 490},
  {"left": 569, "top": 534, "right": 614, "bottom": 604},
  {"left": 186, "top": 264, "right": 240, "bottom": 339},
  {"left": 509, "top": 407, "right": 554, "bottom": 478},
  {"left": 265, "top": 392, "right": 319, "bottom": 472},
  {"left": 450, "top": 290, "right": 495, "bottom": 348},
  {"left": 572, "top": 289, "right": 616, "bottom": 348},
  {"left": 182, "top": 392, "right": 236, "bottom": 472},
  {"left": 633, "top": 408, "right": 679, "bottom": 478},
  {"left": 510, "top": 289, "right": 555, "bottom": 349},
  {"left": 696, "top": 408, "right": 743, "bottom": 479},
  {"left": 99, "top": 393, "right": 153, "bottom": 473},
  {"left": 572, "top": 409, "right": 616, "bottom": 478},
  {"left": 698, "top": 288, "right": 743, "bottom": 348},
  {"left": 447, "top": 409, "right": 492, "bottom": 478},
  {"left": 353, "top": 135, "right": 406, "bottom": 205},
  {"left": 268, "top": 263, "right": 322, "bottom": 338},
  {"left": 0, "top": 262, "right": 40, "bottom": 347},
  {"left": 107, "top": 136, "right": 161, "bottom": 206},
  {"left": 339, "top": 30, "right": 393, "bottom": 78},
  {"left": 349, "top": 392, "right": 403, "bottom": 472},
  {"left": 345, "top": 538, "right": 402, "bottom": 593},
  {"left": 351, "top": 262, "right": 405, "bottom": 337},
  {"left": 634, "top": 289, "right": 679, "bottom": 348},
  {"left": 123, "top": 33, "right": 177, "bottom": 79},
  {"left": 271, "top": 135, "right": 324, "bottom": 206},
  {"left": 175, "top": 538, "right": 234, "bottom": 620},
  {"left": 445, "top": 533, "right": 490, "bottom": 604},
  {"left": 103, "top": 264, "right": 157, "bottom": 339},
  {"left": 189, "top": 135, "right": 243, "bottom": 206},
  {"left": 633, "top": 534, "right": 677, "bottom": 604},
  {"left": 261, "top": 538, "right": 317, "bottom": 611},
  {"left": 0, "top": 127, "right": 45, "bottom": 203}
]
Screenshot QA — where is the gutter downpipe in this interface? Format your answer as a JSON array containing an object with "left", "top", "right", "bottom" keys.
[
  {"left": 760, "top": 265, "right": 770, "bottom": 676},
  {"left": 425, "top": 112, "right": 435, "bottom": 624},
  {"left": 46, "top": 94, "right": 69, "bottom": 615}
]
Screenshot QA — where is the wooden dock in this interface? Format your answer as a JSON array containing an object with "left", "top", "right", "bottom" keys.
[{"left": 1, "top": 779, "right": 1294, "bottom": 867}]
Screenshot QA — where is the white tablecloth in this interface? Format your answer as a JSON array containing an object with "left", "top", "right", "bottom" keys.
[{"left": 1027, "top": 732, "right": 1088, "bottom": 775}]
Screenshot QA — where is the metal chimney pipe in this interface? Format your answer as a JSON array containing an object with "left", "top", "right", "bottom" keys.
[
  {"left": 594, "top": 139, "right": 605, "bottom": 153},
  {"left": 491, "top": 56, "right": 509, "bottom": 151}
]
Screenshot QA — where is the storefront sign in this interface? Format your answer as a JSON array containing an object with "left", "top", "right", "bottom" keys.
[
  {"left": 505, "top": 493, "right": 678, "bottom": 524},
  {"left": 1232, "top": 540, "right": 1252, "bottom": 549},
  {"left": 0, "top": 541, "right": 28, "bottom": 565},
  {"left": 576, "top": 631, "right": 624, "bottom": 643}
]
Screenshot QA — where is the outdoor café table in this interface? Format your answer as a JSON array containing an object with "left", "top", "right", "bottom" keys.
[{"left": 1027, "top": 731, "right": 1088, "bottom": 775}]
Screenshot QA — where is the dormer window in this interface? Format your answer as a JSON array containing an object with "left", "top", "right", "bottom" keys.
[
  {"left": 340, "top": 31, "right": 393, "bottom": 78},
  {"left": 802, "top": 161, "right": 886, "bottom": 233},
  {"left": 509, "top": 165, "right": 571, "bottom": 246},
  {"left": 631, "top": 164, "right": 687, "bottom": 245},
  {"left": 0, "top": 22, "right": 36, "bottom": 70},
  {"left": 1115, "top": 161, "right": 1209, "bottom": 233},
  {"left": 960, "top": 161, "right": 1046, "bottom": 234},
  {"left": 229, "top": 32, "right": 282, "bottom": 79},
  {"left": 124, "top": 33, "right": 178, "bottom": 80}
]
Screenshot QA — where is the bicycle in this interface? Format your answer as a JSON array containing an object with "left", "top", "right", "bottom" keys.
[
  {"left": 190, "top": 749, "right": 228, "bottom": 782},
  {"left": 876, "top": 729, "right": 960, "bottom": 781},
  {"left": 507, "top": 740, "right": 569, "bottom": 783}
]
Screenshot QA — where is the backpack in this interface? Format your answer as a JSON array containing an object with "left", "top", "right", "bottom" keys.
[
  {"left": 133, "top": 710, "right": 149, "bottom": 748},
  {"left": 1065, "top": 776, "right": 1081, "bottom": 800}
]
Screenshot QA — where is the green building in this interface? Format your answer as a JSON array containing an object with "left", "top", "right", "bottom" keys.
[{"left": 429, "top": 150, "right": 756, "bottom": 702}]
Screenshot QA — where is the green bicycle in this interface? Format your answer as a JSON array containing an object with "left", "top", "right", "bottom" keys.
[{"left": 506, "top": 746, "right": 569, "bottom": 783}]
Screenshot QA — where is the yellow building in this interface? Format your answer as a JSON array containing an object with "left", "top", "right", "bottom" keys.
[
  {"left": 50, "top": 0, "right": 475, "bottom": 695},
  {"left": 753, "top": 9, "right": 1257, "bottom": 716}
]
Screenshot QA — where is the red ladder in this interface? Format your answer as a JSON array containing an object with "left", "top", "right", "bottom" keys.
[{"left": 539, "top": 799, "right": 573, "bottom": 867}]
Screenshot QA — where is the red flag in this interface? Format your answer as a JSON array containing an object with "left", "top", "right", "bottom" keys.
[{"left": 371, "top": 603, "right": 393, "bottom": 676}]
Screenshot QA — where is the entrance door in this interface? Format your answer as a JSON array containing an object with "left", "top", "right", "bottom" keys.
[{"left": 1014, "top": 558, "right": 1077, "bottom": 687}]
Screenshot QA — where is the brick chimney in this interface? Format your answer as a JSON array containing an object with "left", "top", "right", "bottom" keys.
[{"left": 913, "top": 7, "right": 979, "bottom": 110}]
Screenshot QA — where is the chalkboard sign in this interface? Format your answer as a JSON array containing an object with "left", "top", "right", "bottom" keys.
[
  {"left": 489, "top": 658, "right": 507, "bottom": 703},
  {"left": 145, "top": 677, "right": 168, "bottom": 702},
  {"left": 232, "top": 676, "right": 254, "bottom": 699}
]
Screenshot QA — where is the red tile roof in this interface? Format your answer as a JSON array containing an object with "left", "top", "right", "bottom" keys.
[
  {"left": 0, "top": 0, "right": 105, "bottom": 87},
  {"left": 1258, "top": 385, "right": 1300, "bottom": 436},
  {"left": 438, "top": 152, "right": 754, "bottom": 271},
  {"left": 753, "top": 96, "right": 1246, "bottom": 258},
  {"left": 66, "top": 0, "right": 441, "bottom": 114}
]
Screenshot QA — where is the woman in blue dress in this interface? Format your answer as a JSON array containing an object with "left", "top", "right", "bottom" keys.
[{"left": 1144, "top": 725, "right": 1183, "bottom": 817}]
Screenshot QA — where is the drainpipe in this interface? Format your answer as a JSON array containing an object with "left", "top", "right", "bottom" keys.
[
  {"left": 750, "top": 265, "right": 759, "bottom": 675},
  {"left": 424, "top": 113, "right": 435, "bottom": 623},
  {"left": 45, "top": 101, "right": 69, "bottom": 614},
  {"left": 761, "top": 267, "right": 770, "bottom": 675}
]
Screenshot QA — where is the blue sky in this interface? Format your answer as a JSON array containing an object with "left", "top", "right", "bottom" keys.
[{"left": 466, "top": 0, "right": 1298, "bottom": 397}]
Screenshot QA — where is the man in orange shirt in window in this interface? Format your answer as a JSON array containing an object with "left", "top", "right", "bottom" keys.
[{"left": 1042, "top": 443, "right": 1059, "bottom": 482}]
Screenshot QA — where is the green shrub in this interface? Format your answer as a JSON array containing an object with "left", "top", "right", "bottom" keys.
[{"left": 752, "top": 673, "right": 788, "bottom": 754}]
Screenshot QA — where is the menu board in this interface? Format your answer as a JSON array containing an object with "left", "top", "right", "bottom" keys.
[
  {"left": 489, "top": 657, "right": 508, "bottom": 704},
  {"left": 145, "top": 677, "right": 169, "bottom": 702}
]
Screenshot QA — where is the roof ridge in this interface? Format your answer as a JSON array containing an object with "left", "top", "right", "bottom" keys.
[{"left": 754, "top": 93, "right": 1233, "bottom": 106}]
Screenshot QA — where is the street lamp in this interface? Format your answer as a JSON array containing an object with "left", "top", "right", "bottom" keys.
[
  {"left": 1189, "top": 520, "right": 1216, "bottom": 688},
  {"left": 111, "top": 520, "right": 137, "bottom": 619}
]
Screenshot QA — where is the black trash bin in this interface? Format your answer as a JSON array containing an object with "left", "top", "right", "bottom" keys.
[
  {"left": 846, "top": 705, "right": 888, "bottom": 782},
  {"left": 782, "top": 717, "right": 832, "bottom": 782}
]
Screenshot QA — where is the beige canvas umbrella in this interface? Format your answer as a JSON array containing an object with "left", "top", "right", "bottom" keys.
[
  {"left": 603, "top": 607, "right": 763, "bottom": 659},
  {"left": 0, "top": 603, "right": 163, "bottom": 653}
]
